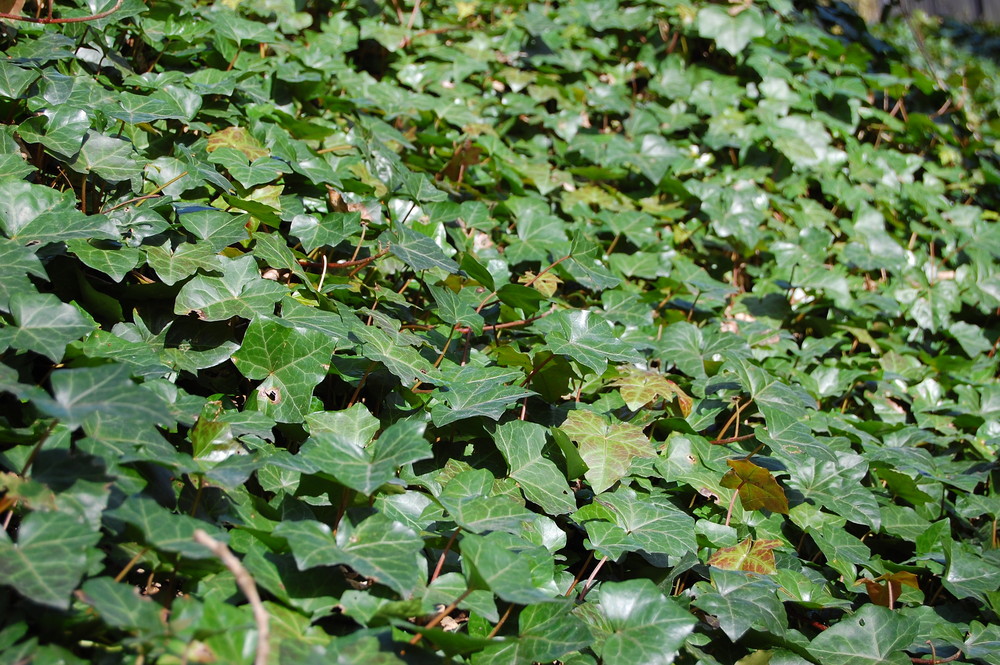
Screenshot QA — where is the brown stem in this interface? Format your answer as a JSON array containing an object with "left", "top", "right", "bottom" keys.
[
  {"left": 578, "top": 555, "right": 608, "bottom": 601},
  {"left": 486, "top": 604, "right": 514, "bottom": 639},
  {"left": 409, "top": 587, "right": 473, "bottom": 645},
  {"left": 429, "top": 528, "right": 461, "bottom": 583},
  {"left": 564, "top": 551, "right": 594, "bottom": 596},
  {"left": 0, "top": 0, "right": 122, "bottom": 23}
]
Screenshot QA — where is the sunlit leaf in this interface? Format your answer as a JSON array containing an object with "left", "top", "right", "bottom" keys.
[
  {"left": 720, "top": 459, "right": 789, "bottom": 514},
  {"left": 559, "top": 410, "right": 655, "bottom": 494}
]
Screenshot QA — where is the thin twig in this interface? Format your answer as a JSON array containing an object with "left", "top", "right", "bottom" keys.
[{"left": 193, "top": 530, "right": 269, "bottom": 665}]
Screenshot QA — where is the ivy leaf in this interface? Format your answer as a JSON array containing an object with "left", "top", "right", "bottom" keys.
[
  {"left": 64, "top": 239, "right": 142, "bottom": 282},
  {"left": 0, "top": 292, "right": 95, "bottom": 362},
  {"left": 460, "top": 531, "right": 560, "bottom": 605},
  {"left": 430, "top": 365, "right": 534, "bottom": 426},
  {"left": 786, "top": 454, "right": 880, "bottom": 529},
  {"left": 69, "top": 131, "right": 144, "bottom": 183},
  {"left": 576, "top": 488, "right": 697, "bottom": 559},
  {"left": 109, "top": 495, "right": 226, "bottom": 560},
  {"left": 144, "top": 241, "right": 220, "bottom": 286},
  {"left": 708, "top": 538, "right": 781, "bottom": 575},
  {"left": 559, "top": 410, "right": 655, "bottom": 494},
  {"left": 0, "top": 238, "right": 46, "bottom": 311},
  {"left": 693, "top": 569, "right": 787, "bottom": 641},
  {"left": 612, "top": 368, "right": 692, "bottom": 414},
  {"left": 860, "top": 572, "right": 920, "bottom": 608},
  {"left": 174, "top": 254, "right": 286, "bottom": 321},
  {"left": 352, "top": 323, "right": 441, "bottom": 387},
  {"left": 697, "top": 5, "right": 766, "bottom": 56},
  {"left": 437, "top": 469, "right": 537, "bottom": 534},
  {"left": 31, "top": 364, "right": 171, "bottom": 432},
  {"left": 808, "top": 604, "right": 919, "bottom": 665},
  {"left": 538, "top": 310, "right": 642, "bottom": 376},
  {"left": 298, "top": 419, "right": 431, "bottom": 496},
  {"left": 0, "top": 511, "right": 102, "bottom": 609},
  {"left": 579, "top": 579, "right": 697, "bottom": 665},
  {"left": 0, "top": 178, "right": 117, "bottom": 246},
  {"left": 231, "top": 316, "right": 336, "bottom": 423},
  {"left": 276, "top": 514, "right": 424, "bottom": 598},
  {"left": 386, "top": 222, "right": 461, "bottom": 273},
  {"left": 476, "top": 602, "right": 592, "bottom": 665},
  {"left": 493, "top": 420, "right": 577, "bottom": 515},
  {"left": 720, "top": 459, "right": 790, "bottom": 514},
  {"left": 78, "top": 577, "right": 165, "bottom": 635}
]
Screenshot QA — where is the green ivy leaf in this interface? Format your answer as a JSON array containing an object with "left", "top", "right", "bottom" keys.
[
  {"left": 0, "top": 512, "right": 101, "bottom": 609},
  {"left": 0, "top": 178, "right": 117, "bottom": 246},
  {"left": 808, "top": 604, "right": 919, "bottom": 665},
  {"left": 579, "top": 579, "right": 696, "bottom": 665},
  {"left": 299, "top": 418, "right": 431, "bottom": 496},
  {"left": 232, "top": 315, "right": 336, "bottom": 422},
  {"left": 31, "top": 364, "right": 171, "bottom": 431},
  {"left": 0, "top": 292, "right": 95, "bottom": 362},
  {"left": 697, "top": 5, "right": 766, "bottom": 56},
  {"left": 575, "top": 488, "right": 696, "bottom": 559},
  {"left": 494, "top": 420, "right": 577, "bottom": 515},
  {"left": 276, "top": 514, "right": 424, "bottom": 597},
  {"left": 430, "top": 365, "right": 534, "bottom": 426},
  {"left": 174, "top": 255, "right": 286, "bottom": 321},
  {"left": 538, "top": 310, "right": 642, "bottom": 376}
]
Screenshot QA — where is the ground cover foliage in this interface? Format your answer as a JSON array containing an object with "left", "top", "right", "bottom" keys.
[{"left": 0, "top": 0, "right": 999, "bottom": 662}]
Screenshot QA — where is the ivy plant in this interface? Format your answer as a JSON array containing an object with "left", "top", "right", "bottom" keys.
[{"left": 1, "top": 0, "right": 999, "bottom": 664}]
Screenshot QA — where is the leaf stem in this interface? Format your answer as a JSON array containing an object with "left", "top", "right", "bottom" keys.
[
  {"left": 487, "top": 604, "right": 514, "bottom": 639},
  {"left": 577, "top": 555, "right": 608, "bottom": 601},
  {"left": 429, "top": 527, "right": 461, "bottom": 583}
]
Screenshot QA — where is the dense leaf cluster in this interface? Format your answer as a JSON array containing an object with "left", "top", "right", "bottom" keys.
[{"left": 1, "top": 0, "right": 999, "bottom": 663}]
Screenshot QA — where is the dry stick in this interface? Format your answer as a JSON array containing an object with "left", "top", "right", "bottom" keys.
[
  {"left": 193, "top": 530, "right": 269, "bottom": 665},
  {"left": 429, "top": 527, "right": 461, "bottom": 584},
  {"left": 114, "top": 547, "right": 150, "bottom": 583},
  {"left": 0, "top": 0, "right": 122, "bottom": 23},
  {"left": 317, "top": 254, "right": 328, "bottom": 293},
  {"left": 101, "top": 171, "right": 189, "bottom": 214},
  {"left": 409, "top": 587, "right": 473, "bottom": 645},
  {"left": 577, "top": 555, "right": 608, "bottom": 601}
]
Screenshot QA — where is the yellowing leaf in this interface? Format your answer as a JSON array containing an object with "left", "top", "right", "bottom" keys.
[
  {"left": 559, "top": 409, "right": 655, "bottom": 494},
  {"left": 612, "top": 368, "right": 693, "bottom": 415},
  {"left": 206, "top": 126, "right": 269, "bottom": 161},
  {"left": 721, "top": 459, "right": 789, "bottom": 514},
  {"left": 708, "top": 538, "right": 781, "bottom": 575},
  {"left": 519, "top": 270, "right": 562, "bottom": 298}
]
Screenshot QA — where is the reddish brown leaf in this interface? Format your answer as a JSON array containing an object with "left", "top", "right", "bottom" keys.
[
  {"left": 861, "top": 571, "right": 920, "bottom": 609},
  {"left": 720, "top": 458, "right": 789, "bottom": 514},
  {"left": 708, "top": 538, "right": 781, "bottom": 574}
]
